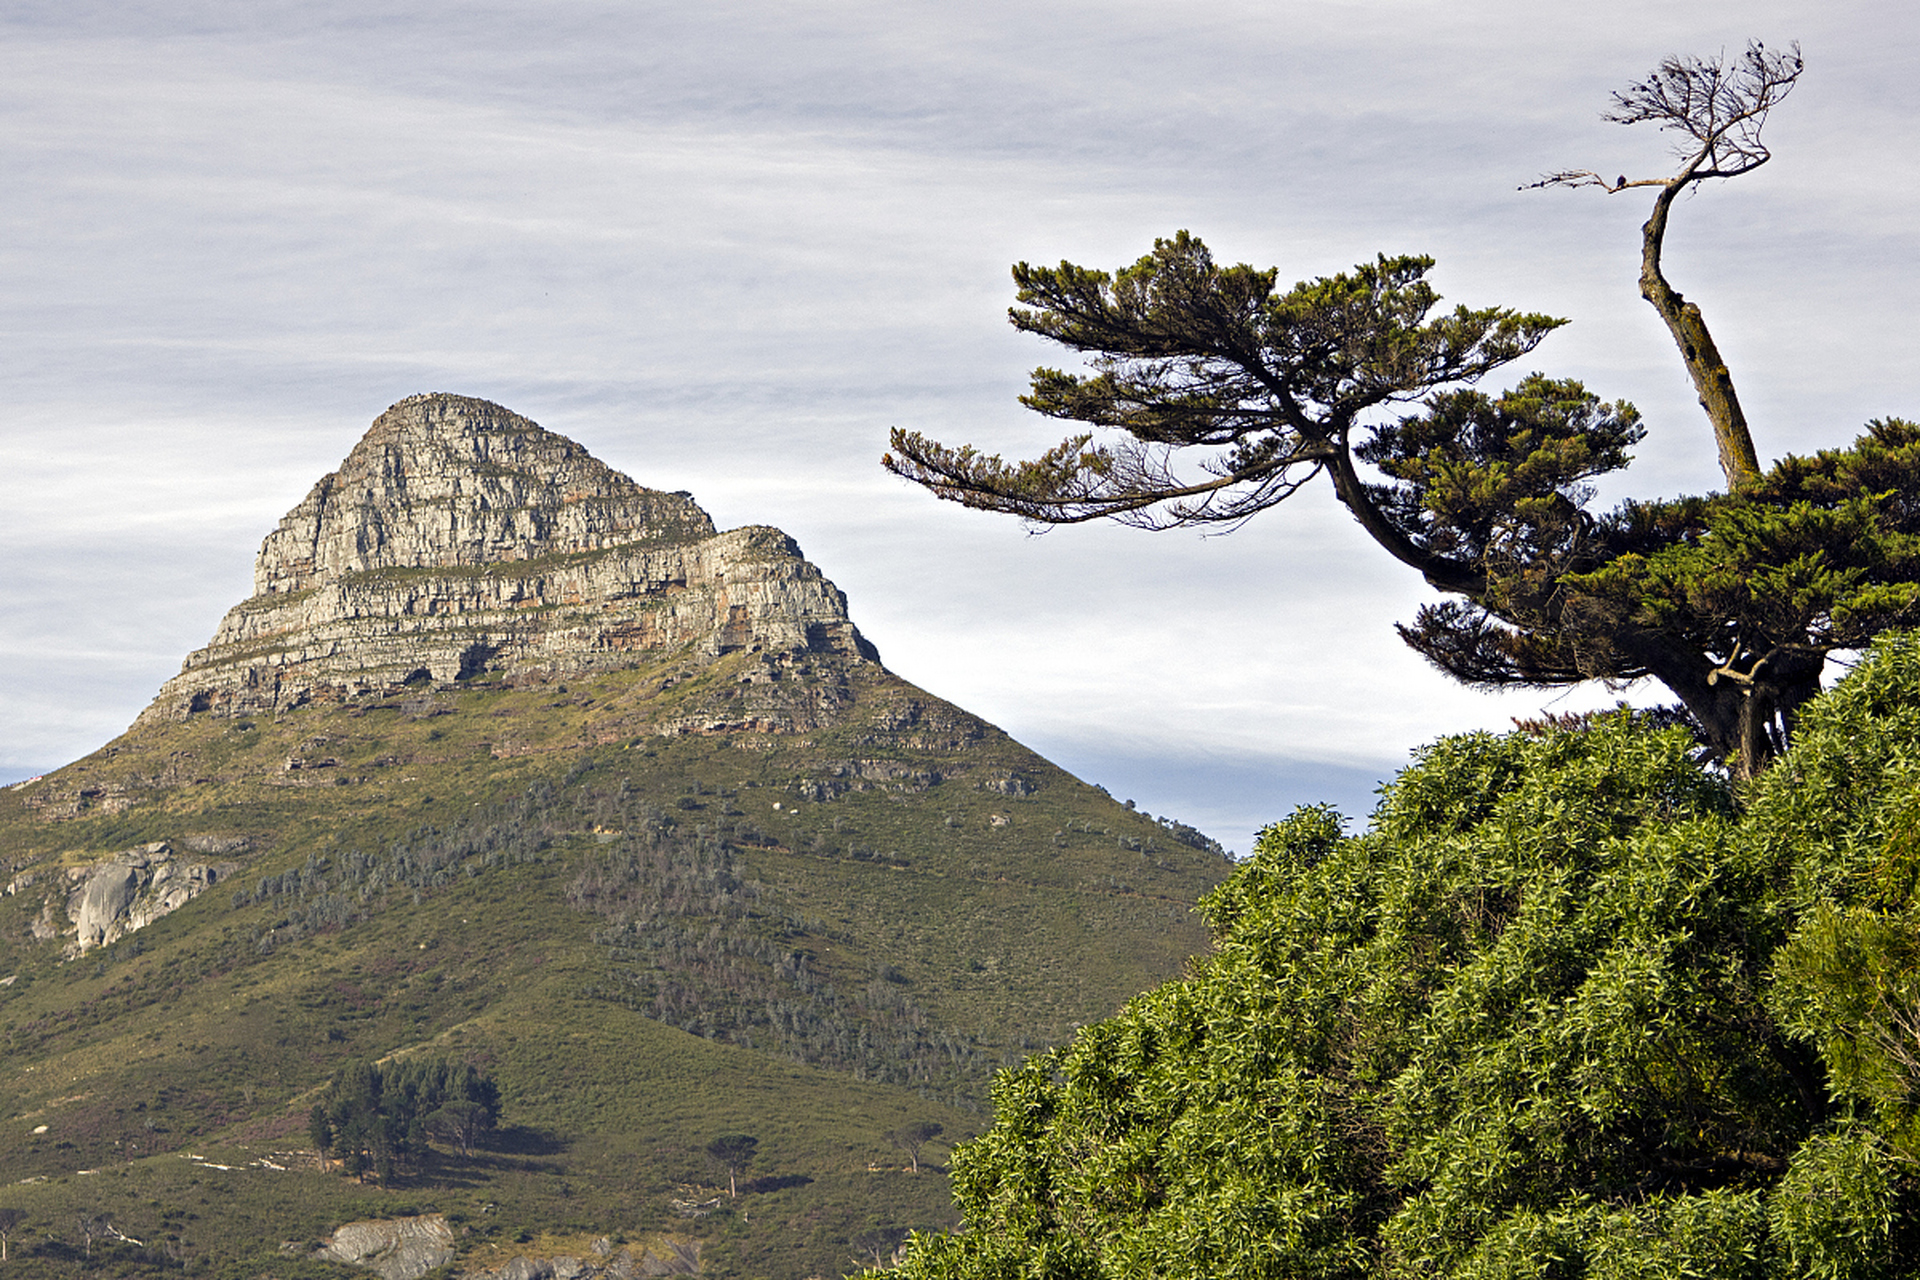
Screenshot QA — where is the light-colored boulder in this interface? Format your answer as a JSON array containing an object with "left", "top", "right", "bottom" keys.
[
  {"left": 70, "top": 863, "right": 141, "bottom": 949},
  {"left": 314, "top": 1214, "right": 455, "bottom": 1280},
  {"left": 496, "top": 1259, "right": 554, "bottom": 1280},
  {"left": 57, "top": 842, "right": 238, "bottom": 957}
]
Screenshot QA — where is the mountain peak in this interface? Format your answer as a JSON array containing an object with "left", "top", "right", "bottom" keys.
[
  {"left": 256, "top": 393, "right": 713, "bottom": 595},
  {"left": 141, "top": 395, "right": 876, "bottom": 724}
]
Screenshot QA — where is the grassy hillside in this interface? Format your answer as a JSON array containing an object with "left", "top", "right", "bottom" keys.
[{"left": 0, "top": 647, "right": 1228, "bottom": 1278}]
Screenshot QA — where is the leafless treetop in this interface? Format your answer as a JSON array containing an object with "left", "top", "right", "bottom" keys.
[{"left": 1530, "top": 40, "right": 1804, "bottom": 193}]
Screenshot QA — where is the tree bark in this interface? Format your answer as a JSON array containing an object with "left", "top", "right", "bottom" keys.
[
  {"left": 1640, "top": 177, "right": 1762, "bottom": 487},
  {"left": 1324, "top": 445, "right": 1486, "bottom": 597},
  {"left": 1614, "top": 627, "right": 1828, "bottom": 778}
]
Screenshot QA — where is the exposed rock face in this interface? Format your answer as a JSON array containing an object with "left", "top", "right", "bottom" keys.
[
  {"left": 458, "top": 1239, "right": 701, "bottom": 1279},
  {"left": 314, "top": 1215, "right": 456, "bottom": 1280},
  {"left": 140, "top": 394, "right": 878, "bottom": 724},
  {"left": 2, "top": 842, "right": 241, "bottom": 956},
  {"left": 311, "top": 1217, "right": 699, "bottom": 1280}
]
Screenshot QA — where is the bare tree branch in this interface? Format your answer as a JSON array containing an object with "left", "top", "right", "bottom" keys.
[
  {"left": 1603, "top": 41, "right": 1803, "bottom": 176},
  {"left": 1529, "top": 41, "right": 1804, "bottom": 487}
]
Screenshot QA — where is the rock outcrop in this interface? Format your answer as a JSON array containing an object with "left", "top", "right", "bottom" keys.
[
  {"left": 140, "top": 395, "right": 878, "bottom": 724},
  {"left": 310, "top": 1216, "right": 699, "bottom": 1280},
  {"left": 313, "top": 1215, "right": 456, "bottom": 1280},
  {"left": 3, "top": 842, "right": 241, "bottom": 956},
  {"left": 458, "top": 1239, "right": 701, "bottom": 1279}
]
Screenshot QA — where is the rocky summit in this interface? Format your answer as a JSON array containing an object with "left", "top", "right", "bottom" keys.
[
  {"left": 142, "top": 393, "right": 876, "bottom": 724},
  {"left": 0, "top": 395, "right": 1230, "bottom": 1280}
]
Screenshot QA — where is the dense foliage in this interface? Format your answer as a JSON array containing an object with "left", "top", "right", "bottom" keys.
[
  {"left": 310, "top": 1056, "right": 502, "bottom": 1180},
  {"left": 877, "top": 634, "right": 1920, "bottom": 1279},
  {"left": 883, "top": 46, "right": 1920, "bottom": 775}
]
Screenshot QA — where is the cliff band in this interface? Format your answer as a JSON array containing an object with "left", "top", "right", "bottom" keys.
[
  {"left": 140, "top": 394, "right": 878, "bottom": 724},
  {"left": 0, "top": 392, "right": 1233, "bottom": 1280}
]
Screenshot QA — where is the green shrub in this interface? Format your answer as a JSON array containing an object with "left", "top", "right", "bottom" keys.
[{"left": 881, "top": 635, "right": 1920, "bottom": 1279}]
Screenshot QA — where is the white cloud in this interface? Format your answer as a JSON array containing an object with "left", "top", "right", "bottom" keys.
[{"left": 4, "top": 1, "right": 1916, "bottom": 843}]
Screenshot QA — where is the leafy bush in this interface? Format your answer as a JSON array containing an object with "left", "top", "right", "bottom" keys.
[{"left": 879, "top": 635, "right": 1920, "bottom": 1279}]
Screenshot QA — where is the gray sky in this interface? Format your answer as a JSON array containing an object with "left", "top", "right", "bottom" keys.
[{"left": 4, "top": 1, "right": 1916, "bottom": 851}]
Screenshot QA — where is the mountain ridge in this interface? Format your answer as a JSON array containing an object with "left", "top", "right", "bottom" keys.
[
  {"left": 0, "top": 395, "right": 1229, "bottom": 1279},
  {"left": 141, "top": 393, "right": 875, "bottom": 727}
]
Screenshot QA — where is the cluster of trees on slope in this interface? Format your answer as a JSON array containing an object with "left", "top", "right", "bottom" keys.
[
  {"left": 229, "top": 760, "right": 1010, "bottom": 1106},
  {"left": 567, "top": 793, "right": 1001, "bottom": 1107},
  {"left": 232, "top": 780, "right": 564, "bottom": 949},
  {"left": 885, "top": 41, "right": 1920, "bottom": 778},
  {"left": 873, "top": 632, "right": 1920, "bottom": 1278},
  {"left": 309, "top": 1056, "right": 501, "bottom": 1182}
]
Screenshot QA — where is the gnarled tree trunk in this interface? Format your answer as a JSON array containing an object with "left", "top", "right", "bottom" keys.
[{"left": 1640, "top": 177, "right": 1762, "bottom": 488}]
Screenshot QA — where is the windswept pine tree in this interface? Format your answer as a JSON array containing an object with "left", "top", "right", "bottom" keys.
[{"left": 886, "top": 42, "right": 1920, "bottom": 777}]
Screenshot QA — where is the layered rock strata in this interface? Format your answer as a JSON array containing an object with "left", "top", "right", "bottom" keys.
[{"left": 140, "top": 394, "right": 878, "bottom": 724}]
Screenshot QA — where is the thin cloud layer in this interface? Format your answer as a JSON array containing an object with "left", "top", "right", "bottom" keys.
[{"left": 4, "top": 1, "right": 1916, "bottom": 850}]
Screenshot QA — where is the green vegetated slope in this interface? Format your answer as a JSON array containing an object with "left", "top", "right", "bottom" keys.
[
  {"left": 0, "top": 646, "right": 1228, "bottom": 1279},
  {"left": 879, "top": 634, "right": 1920, "bottom": 1280}
]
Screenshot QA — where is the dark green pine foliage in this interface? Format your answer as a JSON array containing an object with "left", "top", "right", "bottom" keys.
[
  {"left": 708, "top": 1133, "right": 760, "bottom": 1198},
  {"left": 884, "top": 230, "right": 1920, "bottom": 775},
  {"left": 316, "top": 1059, "right": 398, "bottom": 1183},
  {"left": 1405, "top": 417, "right": 1920, "bottom": 774},
  {"left": 312, "top": 1057, "right": 501, "bottom": 1180},
  {"left": 876, "top": 634, "right": 1920, "bottom": 1280}
]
